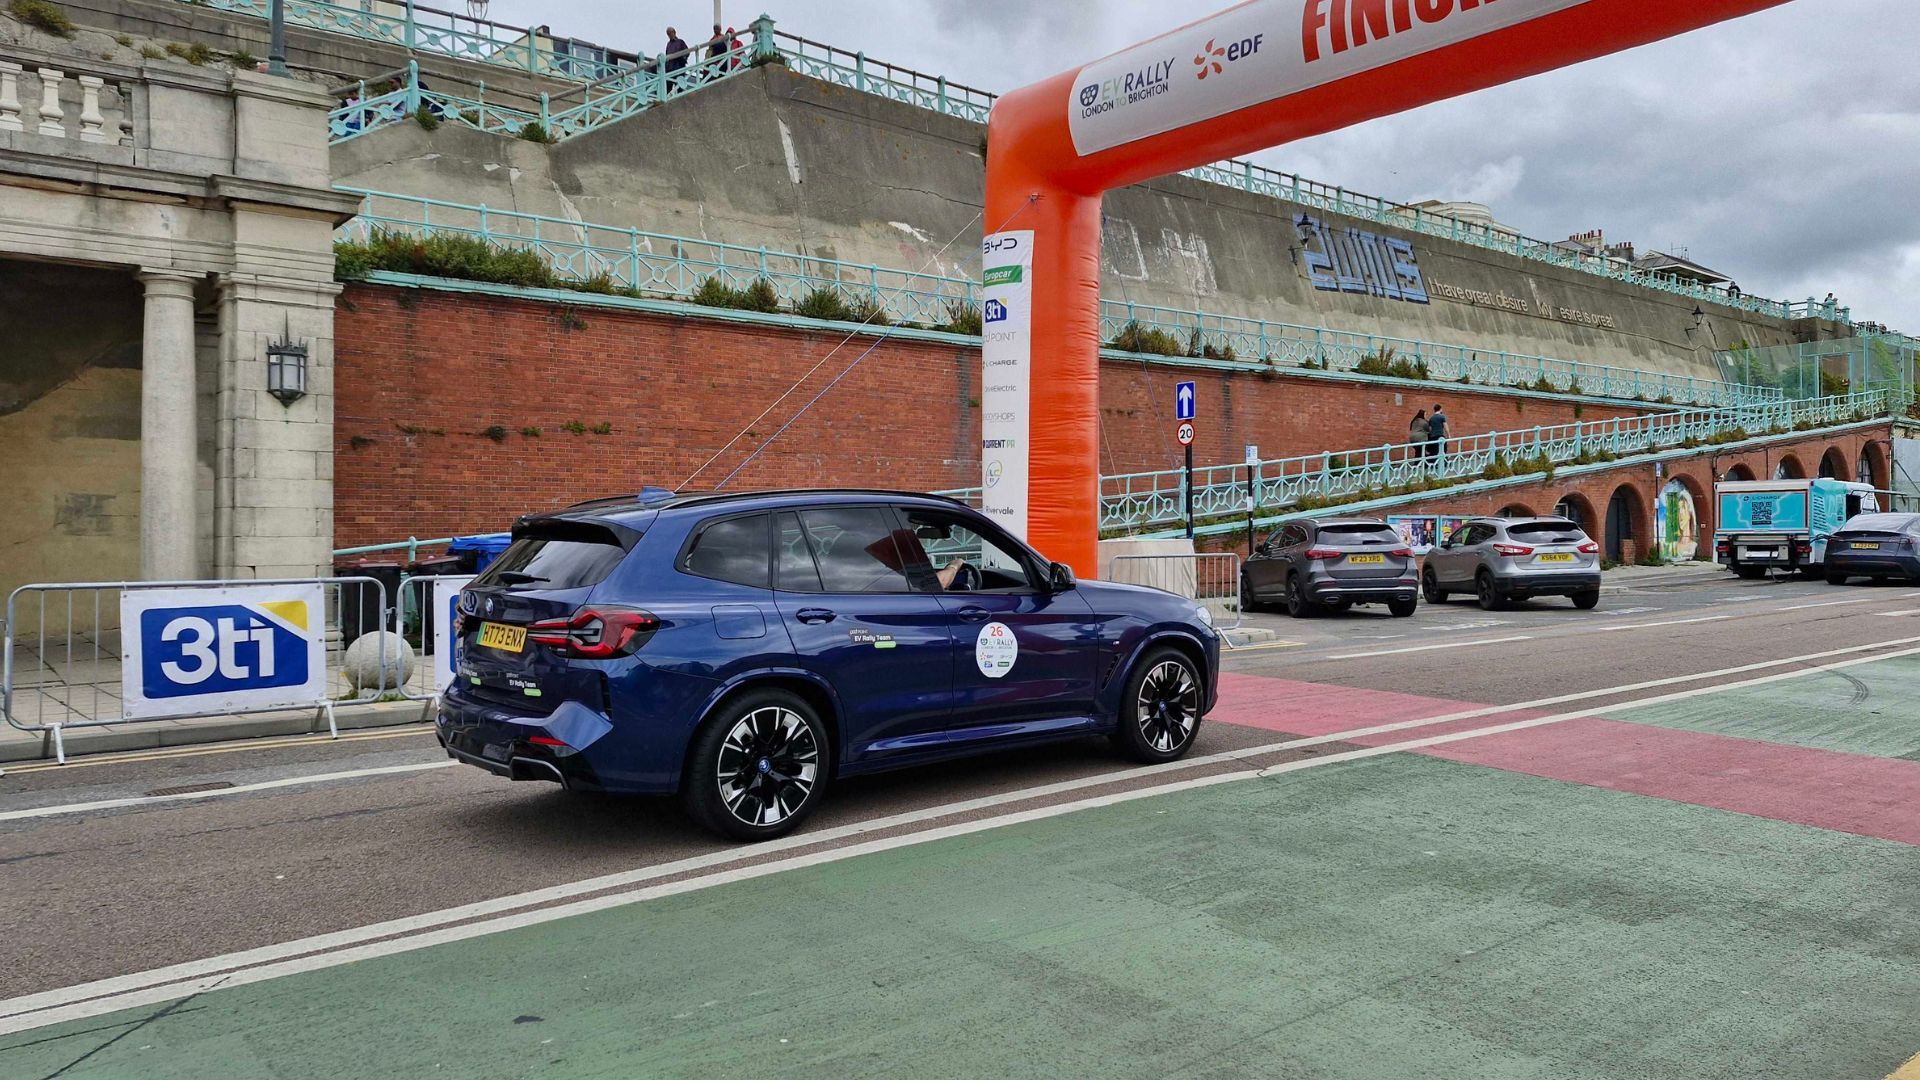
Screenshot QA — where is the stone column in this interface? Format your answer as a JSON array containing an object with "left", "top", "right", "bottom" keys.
[{"left": 138, "top": 271, "right": 201, "bottom": 580}]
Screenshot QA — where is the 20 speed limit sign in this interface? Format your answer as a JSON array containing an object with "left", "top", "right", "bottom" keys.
[{"left": 1176, "top": 422, "right": 1196, "bottom": 446}]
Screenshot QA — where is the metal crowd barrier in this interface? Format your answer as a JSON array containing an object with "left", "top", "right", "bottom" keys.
[
  {"left": 2, "top": 577, "right": 392, "bottom": 764},
  {"left": 1108, "top": 554, "right": 1244, "bottom": 631},
  {"left": 393, "top": 574, "right": 477, "bottom": 710}
]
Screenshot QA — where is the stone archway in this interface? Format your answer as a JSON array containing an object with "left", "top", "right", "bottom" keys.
[
  {"left": 1497, "top": 502, "right": 1539, "bottom": 518},
  {"left": 1775, "top": 454, "right": 1807, "bottom": 480},
  {"left": 1724, "top": 463, "right": 1757, "bottom": 482},
  {"left": 1553, "top": 492, "right": 1599, "bottom": 538},
  {"left": 1604, "top": 484, "right": 1650, "bottom": 564},
  {"left": 1819, "top": 447, "right": 1848, "bottom": 479},
  {"left": 1861, "top": 441, "right": 1890, "bottom": 492}
]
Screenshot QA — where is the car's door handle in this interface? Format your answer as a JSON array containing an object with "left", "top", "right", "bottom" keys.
[
  {"left": 795, "top": 608, "right": 836, "bottom": 624},
  {"left": 955, "top": 606, "right": 992, "bottom": 623}
]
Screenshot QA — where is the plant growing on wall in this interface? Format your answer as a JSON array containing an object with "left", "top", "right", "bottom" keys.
[
  {"left": 589, "top": 422, "right": 613, "bottom": 435},
  {"left": 481, "top": 425, "right": 508, "bottom": 442},
  {"left": 414, "top": 105, "right": 440, "bottom": 130},
  {"left": 937, "top": 302, "right": 983, "bottom": 336},
  {"left": 1107, "top": 321, "right": 1185, "bottom": 357},
  {"left": 521, "top": 426, "right": 542, "bottom": 438},
  {"left": 793, "top": 288, "right": 856, "bottom": 322},
  {"left": 517, "top": 121, "right": 558, "bottom": 144},
  {"left": 562, "top": 420, "right": 588, "bottom": 435},
  {"left": 8, "top": 0, "right": 75, "bottom": 37}
]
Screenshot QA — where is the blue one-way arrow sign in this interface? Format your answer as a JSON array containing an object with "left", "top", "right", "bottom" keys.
[{"left": 1175, "top": 381, "right": 1197, "bottom": 421}]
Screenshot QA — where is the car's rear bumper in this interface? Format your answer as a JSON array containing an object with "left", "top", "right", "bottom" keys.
[
  {"left": 1492, "top": 571, "right": 1603, "bottom": 596},
  {"left": 1306, "top": 575, "right": 1418, "bottom": 604},
  {"left": 1826, "top": 553, "right": 1920, "bottom": 579},
  {"left": 436, "top": 693, "right": 617, "bottom": 792}
]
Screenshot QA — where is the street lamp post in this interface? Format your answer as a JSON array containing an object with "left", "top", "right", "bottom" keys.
[{"left": 268, "top": 0, "right": 288, "bottom": 76}]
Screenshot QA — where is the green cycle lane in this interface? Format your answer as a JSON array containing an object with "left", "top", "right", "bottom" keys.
[
  {"left": 9, "top": 753, "right": 1920, "bottom": 1080},
  {"left": 1606, "top": 652, "right": 1920, "bottom": 759}
]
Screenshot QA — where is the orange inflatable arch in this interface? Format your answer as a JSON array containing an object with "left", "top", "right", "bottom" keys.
[{"left": 980, "top": 0, "right": 1789, "bottom": 575}]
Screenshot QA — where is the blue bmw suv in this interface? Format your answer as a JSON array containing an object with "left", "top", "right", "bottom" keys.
[{"left": 438, "top": 489, "right": 1220, "bottom": 841}]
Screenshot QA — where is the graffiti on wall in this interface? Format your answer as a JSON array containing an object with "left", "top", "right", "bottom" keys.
[{"left": 1295, "top": 215, "right": 1430, "bottom": 303}]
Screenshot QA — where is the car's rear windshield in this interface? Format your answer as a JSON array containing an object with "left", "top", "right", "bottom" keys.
[
  {"left": 1841, "top": 514, "right": 1919, "bottom": 533},
  {"left": 474, "top": 524, "right": 630, "bottom": 591},
  {"left": 1508, "top": 521, "right": 1586, "bottom": 541},
  {"left": 1315, "top": 524, "right": 1399, "bottom": 544}
]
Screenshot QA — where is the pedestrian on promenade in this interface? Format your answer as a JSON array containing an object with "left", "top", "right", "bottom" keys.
[
  {"left": 706, "top": 23, "right": 729, "bottom": 63},
  {"left": 1427, "top": 403, "right": 1449, "bottom": 462},
  {"left": 664, "top": 27, "right": 689, "bottom": 90},
  {"left": 1408, "top": 410, "right": 1429, "bottom": 461}
]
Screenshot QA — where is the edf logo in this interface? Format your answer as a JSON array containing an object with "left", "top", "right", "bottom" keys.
[
  {"left": 140, "top": 602, "right": 312, "bottom": 700},
  {"left": 1195, "top": 34, "right": 1264, "bottom": 79},
  {"left": 985, "top": 299, "right": 1009, "bottom": 323}
]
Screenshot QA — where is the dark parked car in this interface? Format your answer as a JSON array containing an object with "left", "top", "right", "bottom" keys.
[
  {"left": 1824, "top": 512, "right": 1920, "bottom": 585},
  {"left": 438, "top": 489, "right": 1219, "bottom": 841},
  {"left": 1240, "top": 518, "right": 1418, "bottom": 618}
]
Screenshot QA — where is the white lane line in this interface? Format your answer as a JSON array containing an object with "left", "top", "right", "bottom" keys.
[
  {"left": 12, "top": 640, "right": 1919, "bottom": 1036},
  {"left": 1876, "top": 610, "right": 1920, "bottom": 618},
  {"left": 1326, "top": 636, "right": 1532, "bottom": 661},
  {"left": 1776, "top": 598, "right": 1878, "bottom": 611},
  {"left": 1583, "top": 614, "right": 1737, "bottom": 633},
  {"left": 0, "top": 762, "right": 457, "bottom": 823}
]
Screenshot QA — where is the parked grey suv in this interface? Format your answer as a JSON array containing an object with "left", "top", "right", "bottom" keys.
[
  {"left": 1423, "top": 517, "right": 1602, "bottom": 611},
  {"left": 1242, "top": 518, "right": 1419, "bottom": 618}
]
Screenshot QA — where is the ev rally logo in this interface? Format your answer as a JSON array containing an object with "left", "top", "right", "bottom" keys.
[{"left": 1076, "top": 55, "right": 1177, "bottom": 119}]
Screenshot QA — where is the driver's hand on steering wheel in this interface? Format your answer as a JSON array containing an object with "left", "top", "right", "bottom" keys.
[{"left": 936, "top": 558, "right": 967, "bottom": 590}]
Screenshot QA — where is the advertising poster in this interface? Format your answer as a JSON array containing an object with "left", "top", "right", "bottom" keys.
[
  {"left": 980, "top": 230, "right": 1036, "bottom": 537},
  {"left": 1388, "top": 515, "right": 1439, "bottom": 555},
  {"left": 122, "top": 584, "right": 328, "bottom": 721},
  {"left": 432, "top": 575, "right": 477, "bottom": 693}
]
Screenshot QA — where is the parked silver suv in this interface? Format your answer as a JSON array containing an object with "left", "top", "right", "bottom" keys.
[{"left": 1422, "top": 517, "right": 1603, "bottom": 611}]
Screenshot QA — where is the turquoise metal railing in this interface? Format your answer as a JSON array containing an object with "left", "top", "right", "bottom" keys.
[
  {"left": 1716, "top": 333, "right": 1919, "bottom": 402},
  {"left": 186, "top": 0, "right": 633, "bottom": 81},
  {"left": 336, "top": 391, "right": 1897, "bottom": 558},
  {"left": 936, "top": 390, "right": 1899, "bottom": 533},
  {"left": 336, "top": 189, "right": 1784, "bottom": 408},
  {"left": 771, "top": 30, "right": 996, "bottom": 124}
]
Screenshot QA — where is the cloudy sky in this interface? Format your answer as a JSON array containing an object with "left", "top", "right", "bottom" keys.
[{"left": 487, "top": 0, "right": 1919, "bottom": 331}]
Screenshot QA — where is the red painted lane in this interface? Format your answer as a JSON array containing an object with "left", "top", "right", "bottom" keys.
[{"left": 1212, "top": 673, "right": 1920, "bottom": 847}]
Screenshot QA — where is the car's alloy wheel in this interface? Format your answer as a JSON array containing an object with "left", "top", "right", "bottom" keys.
[
  {"left": 1476, "top": 571, "right": 1505, "bottom": 611},
  {"left": 1571, "top": 589, "right": 1601, "bottom": 610},
  {"left": 1422, "top": 569, "right": 1447, "bottom": 604},
  {"left": 1113, "top": 648, "right": 1203, "bottom": 763},
  {"left": 1286, "top": 575, "right": 1315, "bottom": 618},
  {"left": 1388, "top": 598, "right": 1418, "bottom": 618},
  {"left": 1240, "top": 575, "right": 1261, "bottom": 614},
  {"left": 685, "top": 690, "right": 829, "bottom": 842}
]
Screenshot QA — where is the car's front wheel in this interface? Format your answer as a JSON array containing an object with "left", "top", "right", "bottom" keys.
[
  {"left": 1825, "top": 570, "right": 1848, "bottom": 586},
  {"left": 1112, "top": 647, "right": 1203, "bottom": 764},
  {"left": 683, "top": 689, "right": 829, "bottom": 843},
  {"left": 1422, "top": 568, "right": 1448, "bottom": 604}
]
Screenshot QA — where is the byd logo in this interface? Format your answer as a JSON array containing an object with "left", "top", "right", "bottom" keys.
[
  {"left": 1195, "top": 34, "right": 1265, "bottom": 79},
  {"left": 983, "top": 236, "right": 1022, "bottom": 255}
]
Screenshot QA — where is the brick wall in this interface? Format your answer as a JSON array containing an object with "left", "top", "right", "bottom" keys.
[{"left": 333, "top": 284, "right": 1656, "bottom": 547}]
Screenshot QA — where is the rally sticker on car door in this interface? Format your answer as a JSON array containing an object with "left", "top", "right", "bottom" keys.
[{"left": 976, "top": 622, "right": 1018, "bottom": 679}]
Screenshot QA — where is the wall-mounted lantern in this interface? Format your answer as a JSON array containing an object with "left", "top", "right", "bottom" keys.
[{"left": 266, "top": 324, "right": 309, "bottom": 406}]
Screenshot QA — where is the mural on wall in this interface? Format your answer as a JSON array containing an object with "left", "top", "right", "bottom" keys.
[
  {"left": 1295, "top": 215, "right": 1430, "bottom": 303},
  {"left": 1658, "top": 479, "right": 1700, "bottom": 562}
]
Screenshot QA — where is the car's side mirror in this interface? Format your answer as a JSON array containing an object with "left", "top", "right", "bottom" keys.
[{"left": 1048, "top": 562, "right": 1077, "bottom": 592}]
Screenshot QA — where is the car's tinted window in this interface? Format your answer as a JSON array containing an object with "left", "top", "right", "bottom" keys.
[
  {"left": 1282, "top": 525, "right": 1308, "bottom": 547},
  {"left": 1508, "top": 521, "right": 1587, "bottom": 542},
  {"left": 683, "top": 514, "right": 770, "bottom": 588},
  {"left": 1458, "top": 524, "right": 1493, "bottom": 546},
  {"left": 476, "top": 526, "right": 627, "bottom": 591},
  {"left": 1842, "top": 514, "right": 1920, "bottom": 534},
  {"left": 797, "top": 507, "right": 920, "bottom": 593},
  {"left": 775, "top": 512, "right": 824, "bottom": 592},
  {"left": 1315, "top": 524, "right": 1399, "bottom": 545}
]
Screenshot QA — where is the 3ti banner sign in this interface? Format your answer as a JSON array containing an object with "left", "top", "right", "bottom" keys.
[{"left": 121, "top": 584, "right": 329, "bottom": 721}]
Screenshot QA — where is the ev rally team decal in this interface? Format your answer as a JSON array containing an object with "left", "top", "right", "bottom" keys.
[
  {"left": 1067, "top": 0, "right": 1591, "bottom": 156},
  {"left": 976, "top": 622, "right": 1019, "bottom": 679}
]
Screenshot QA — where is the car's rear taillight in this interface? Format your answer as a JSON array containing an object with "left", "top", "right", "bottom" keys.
[
  {"left": 528, "top": 606, "right": 660, "bottom": 659},
  {"left": 1578, "top": 542, "right": 1600, "bottom": 554},
  {"left": 1305, "top": 548, "right": 1342, "bottom": 560},
  {"left": 1716, "top": 541, "right": 1731, "bottom": 556},
  {"left": 1493, "top": 543, "right": 1535, "bottom": 557},
  {"left": 1391, "top": 547, "right": 1413, "bottom": 558},
  {"left": 1793, "top": 539, "right": 1812, "bottom": 555}
]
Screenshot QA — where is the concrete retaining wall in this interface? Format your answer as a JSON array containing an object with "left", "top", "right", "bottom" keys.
[{"left": 335, "top": 66, "right": 1828, "bottom": 383}]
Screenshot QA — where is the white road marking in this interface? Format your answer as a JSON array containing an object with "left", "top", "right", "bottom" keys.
[
  {"left": 9, "top": 636, "right": 1918, "bottom": 1034},
  {"left": 1777, "top": 598, "right": 1878, "bottom": 611},
  {"left": 1581, "top": 614, "right": 1737, "bottom": 633},
  {"left": 3, "top": 634, "right": 1920, "bottom": 1030},
  {"left": 0, "top": 762, "right": 457, "bottom": 823},
  {"left": 1876, "top": 610, "right": 1920, "bottom": 618},
  {"left": 1326, "top": 636, "right": 1532, "bottom": 660},
  {"left": 1600, "top": 607, "right": 1662, "bottom": 617}
]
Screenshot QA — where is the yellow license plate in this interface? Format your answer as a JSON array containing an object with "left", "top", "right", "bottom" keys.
[
  {"left": 1852, "top": 542, "right": 1881, "bottom": 550},
  {"left": 1347, "top": 554, "right": 1386, "bottom": 565},
  {"left": 1537, "top": 554, "right": 1577, "bottom": 563},
  {"left": 477, "top": 622, "right": 526, "bottom": 653}
]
